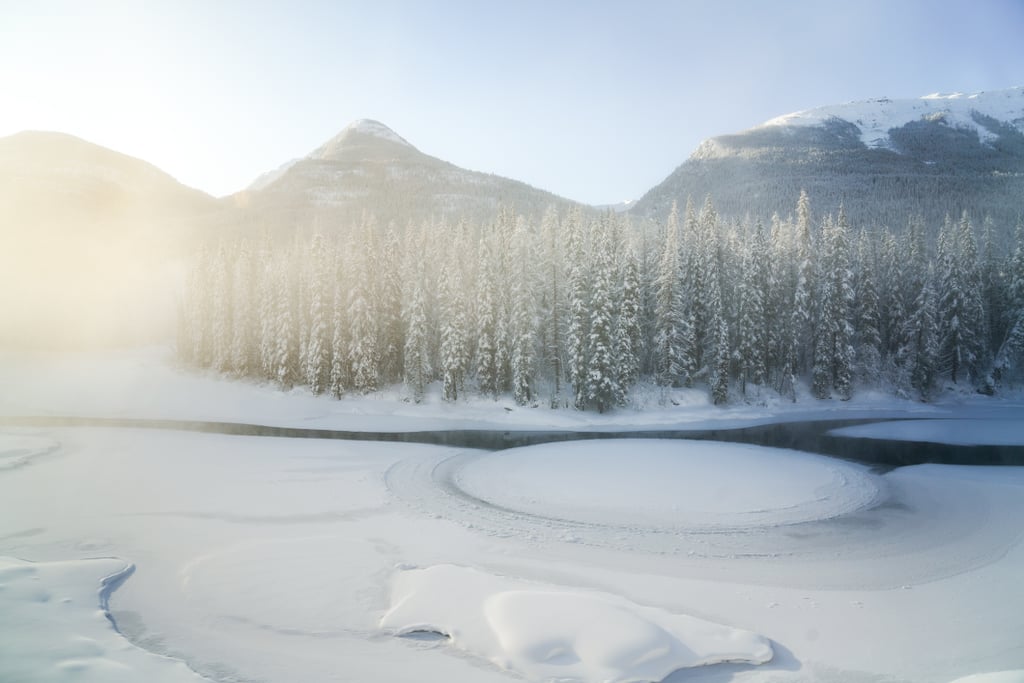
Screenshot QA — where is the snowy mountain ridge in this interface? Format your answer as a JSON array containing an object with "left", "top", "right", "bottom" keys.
[
  {"left": 757, "top": 86, "right": 1024, "bottom": 152},
  {"left": 634, "top": 85, "right": 1024, "bottom": 230}
]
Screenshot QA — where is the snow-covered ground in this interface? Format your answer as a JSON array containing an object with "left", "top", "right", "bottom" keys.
[
  {"left": 2, "top": 347, "right": 1024, "bottom": 683},
  {"left": 6, "top": 346, "right": 1013, "bottom": 432},
  {"left": 831, "top": 419, "right": 1024, "bottom": 446}
]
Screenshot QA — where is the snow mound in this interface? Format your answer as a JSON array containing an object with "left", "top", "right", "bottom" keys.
[
  {"left": 949, "top": 673, "right": 1024, "bottom": 683},
  {"left": 454, "top": 440, "right": 881, "bottom": 530},
  {"left": 830, "top": 419, "right": 1024, "bottom": 446},
  {"left": 0, "top": 556, "right": 205, "bottom": 683},
  {"left": 0, "top": 430, "right": 59, "bottom": 470},
  {"left": 380, "top": 564, "right": 772, "bottom": 683},
  {"left": 759, "top": 86, "right": 1024, "bottom": 149}
]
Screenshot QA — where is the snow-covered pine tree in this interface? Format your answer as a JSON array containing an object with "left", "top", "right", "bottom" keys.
[
  {"left": 272, "top": 255, "right": 299, "bottom": 389},
  {"left": 993, "top": 220, "right": 1024, "bottom": 383},
  {"left": 438, "top": 258, "right": 469, "bottom": 402},
  {"left": 537, "top": 206, "right": 565, "bottom": 406},
  {"left": 736, "top": 222, "right": 767, "bottom": 395},
  {"left": 979, "top": 216, "right": 1007, "bottom": 357},
  {"left": 564, "top": 207, "right": 590, "bottom": 409},
  {"left": 693, "top": 196, "right": 721, "bottom": 375},
  {"left": 710, "top": 315, "right": 730, "bottom": 405},
  {"left": 908, "top": 263, "right": 939, "bottom": 399},
  {"left": 347, "top": 225, "right": 379, "bottom": 394},
  {"left": 403, "top": 254, "right": 431, "bottom": 404},
  {"left": 304, "top": 233, "right": 331, "bottom": 395},
  {"left": 812, "top": 210, "right": 855, "bottom": 400},
  {"left": 790, "top": 189, "right": 815, "bottom": 395},
  {"left": 255, "top": 236, "right": 277, "bottom": 381},
  {"left": 229, "top": 242, "right": 259, "bottom": 376},
  {"left": 652, "top": 201, "right": 685, "bottom": 390},
  {"left": 210, "top": 243, "right": 233, "bottom": 373},
  {"left": 509, "top": 216, "right": 536, "bottom": 405},
  {"left": 614, "top": 245, "right": 643, "bottom": 405},
  {"left": 377, "top": 230, "right": 404, "bottom": 385},
  {"left": 700, "top": 203, "right": 730, "bottom": 401},
  {"left": 585, "top": 218, "right": 620, "bottom": 413},
  {"left": 854, "top": 229, "right": 882, "bottom": 386},
  {"left": 937, "top": 213, "right": 985, "bottom": 385},
  {"left": 475, "top": 234, "right": 501, "bottom": 399},
  {"left": 329, "top": 251, "right": 349, "bottom": 399},
  {"left": 878, "top": 227, "right": 907, "bottom": 363},
  {"left": 766, "top": 213, "right": 792, "bottom": 393}
]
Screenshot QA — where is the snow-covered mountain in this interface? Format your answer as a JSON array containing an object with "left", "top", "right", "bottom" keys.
[
  {"left": 0, "top": 131, "right": 226, "bottom": 347},
  {"left": 236, "top": 119, "right": 580, "bottom": 234},
  {"left": 758, "top": 89, "right": 1024, "bottom": 151},
  {"left": 633, "top": 87, "right": 1024, "bottom": 232}
]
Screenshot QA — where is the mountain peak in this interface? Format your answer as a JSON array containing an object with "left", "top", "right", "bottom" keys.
[
  {"left": 310, "top": 119, "right": 415, "bottom": 160},
  {"left": 756, "top": 86, "right": 1024, "bottom": 150}
]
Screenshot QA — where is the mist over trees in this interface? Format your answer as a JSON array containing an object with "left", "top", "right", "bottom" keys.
[{"left": 179, "top": 192, "right": 1024, "bottom": 410}]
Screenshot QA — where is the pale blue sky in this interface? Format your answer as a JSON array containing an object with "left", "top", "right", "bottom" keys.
[{"left": 2, "top": 0, "right": 1022, "bottom": 204}]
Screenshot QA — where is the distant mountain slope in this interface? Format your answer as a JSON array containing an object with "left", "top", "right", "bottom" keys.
[
  {"left": 233, "top": 119, "right": 581, "bottom": 234},
  {"left": 632, "top": 87, "right": 1024, "bottom": 232},
  {"left": 0, "top": 131, "right": 226, "bottom": 347},
  {"left": 0, "top": 131, "right": 221, "bottom": 232}
]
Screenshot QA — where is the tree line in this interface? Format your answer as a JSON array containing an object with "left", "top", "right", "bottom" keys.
[{"left": 178, "top": 192, "right": 1024, "bottom": 410}]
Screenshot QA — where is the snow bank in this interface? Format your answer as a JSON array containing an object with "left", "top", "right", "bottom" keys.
[
  {"left": 831, "top": 419, "right": 1024, "bottom": 446},
  {"left": 380, "top": 564, "right": 772, "bottom": 683},
  {"left": 0, "top": 346, "right": 950, "bottom": 432},
  {"left": 949, "top": 673, "right": 1024, "bottom": 683},
  {"left": 454, "top": 440, "right": 881, "bottom": 529},
  {"left": 0, "top": 556, "right": 205, "bottom": 683}
]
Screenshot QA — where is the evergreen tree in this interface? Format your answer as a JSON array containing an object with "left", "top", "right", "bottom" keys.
[
  {"left": 508, "top": 218, "right": 537, "bottom": 405},
  {"left": 304, "top": 233, "right": 331, "bottom": 395},
  {"left": 475, "top": 235, "right": 501, "bottom": 399},
  {"left": 908, "top": 264, "right": 939, "bottom": 399},
  {"left": 614, "top": 248, "right": 643, "bottom": 404},
  {"left": 210, "top": 243, "right": 233, "bottom": 373},
  {"left": 737, "top": 223, "right": 768, "bottom": 394},
  {"left": 403, "top": 263, "right": 431, "bottom": 403},
  {"left": 229, "top": 242, "right": 259, "bottom": 376},
  {"left": 348, "top": 227, "right": 379, "bottom": 393},
  {"left": 377, "top": 230, "right": 404, "bottom": 384},
  {"left": 854, "top": 230, "right": 882, "bottom": 386},
  {"left": 812, "top": 211, "right": 854, "bottom": 400},
  {"left": 565, "top": 207, "right": 590, "bottom": 409},
  {"left": 937, "top": 213, "right": 985, "bottom": 384},
  {"left": 652, "top": 201, "right": 686, "bottom": 389},
  {"left": 438, "top": 260, "right": 469, "bottom": 402},
  {"left": 585, "top": 220, "right": 620, "bottom": 413},
  {"left": 790, "top": 190, "right": 815, "bottom": 397},
  {"left": 710, "top": 315, "right": 731, "bottom": 405},
  {"left": 329, "top": 254, "right": 349, "bottom": 399},
  {"left": 272, "top": 257, "right": 298, "bottom": 389},
  {"left": 994, "top": 220, "right": 1024, "bottom": 382},
  {"left": 538, "top": 206, "right": 565, "bottom": 406}
]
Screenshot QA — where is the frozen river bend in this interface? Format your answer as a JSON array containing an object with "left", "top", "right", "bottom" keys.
[
  {"left": 2, "top": 347, "right": 1024, "bottom": 683},
  {"left": 2, "top": 422, "right": 1024, "bottom": 683}
]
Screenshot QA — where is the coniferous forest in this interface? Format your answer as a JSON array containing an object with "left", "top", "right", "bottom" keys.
[{"left": 178, "top": 192, "right": 1024, "bottom": 410}]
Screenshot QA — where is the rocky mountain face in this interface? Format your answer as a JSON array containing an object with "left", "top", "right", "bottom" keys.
[
  {"left": 632, "top": 88, "right": 1024, "bottom": 234},
  {"left": 231, "top": 119, "right": 580, "bottom": 237}
]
